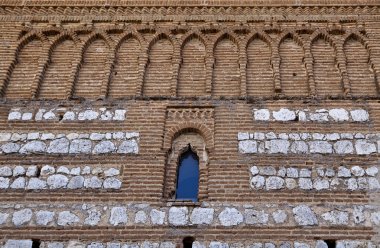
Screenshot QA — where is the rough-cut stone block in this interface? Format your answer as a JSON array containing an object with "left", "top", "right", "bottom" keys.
[
  {"left": 290, "top": 141, "right": 308, "bottom": 154},
  {"left": 134, "top": 210, "right": 147, "bottom": 224},
  {"left": 169, "top": 207, "right": 188, "bottom": 226},
  {"left": 250, "top": 166, "right": 259, "bottom": 176},
  {"left": 67, "top": 176, "right": 85, "bottom": 189},
  {"left": 351, "top": 166, "right": 365, "bottom": 176},
  {"left": 85, "top": 209, "right": 101, "bottom": 226},
  {"left": 285, "top": 178, "right": 297, "bottom": 189},
  {"left": 47, "top": 138, "right": 69, "bottom": 154},
  {"left": 0, "top": 177, "right": 10, "bottom": 189},
  {"left": 93, "top": 141, "right": 116, "bottom": 154},
  {"left": 272, "top": 210, "right": 287, "bottom": 224},
  {"left": 47, "top": 174, "right": 68, "bottom": 189},
  {"left": 245, "top": 209, "right": 269, "bottom": 225},
  {"left": 253, "top": 109, "right": 270, "bottom": 121},
  {"left": 69, "top": 139, "right": 92, "bottom": 154},
  {"left": 292, "top": 205, "right": 318, "bottom": 226},
  {"left": 328, "top": 108, "right": 349, "bottom": 122},
  {"left": 272, "top": 108, "right": 296, "bottom": 121},
  {"left": 355, "top": 140, "right": 377, "bottom": 155},
  {"left": 78, "top": 110, "right": 99, "bottom": 121},
  {"left": 309, "top": 112, "right": 328, "bottom": 122},
  {"left": 4, "top": 240, "right": 33, "bottom": 248},
  {"left": 27, "top": 178, "right": 47, "bottom": 190},
  {"left": 259, "top": 166, "right": 276, "bottom": 176},
  {"left": 299, "top": 169, "right": 311, "bottom": 178},
  {"left": 41, "top": 165, "right": 55, "bottom": 176},
  {"left": 12, "top": 209, "right": 32, "bottom": 226},
  {"left": 366, "top": 166, "right": 378, "bottom": 176},
  {"left": 250, "top": 175, "right": 265, "bottom": 189},
  {"left": 313, "top": 178, "right": 329, "bottom": 191},
  {"left": 84, "top": 176, "right": 103, "bottom": 189},
  {"left": 150, "top": 209, "right": 165, "bottom": 225},
  {"left": 238, "top": 140, "right": 257, "bottom": 153},
  {"left": 110, "top": 207, "right": 128, "bottom": 226},
  {"left": 13, "top": 166, "right": 25, "bottom": 176},
  {"left": 19, "top": 141, "right": 47, "bottom": 154},
  {"left": 237, "top": 132, "right": 249, "bottom": 141},
  {"left": 286, "top": 168, "right": 298, "bottom": 178},
  {"left": 333, "top": 140, "right": 354, "bottom": 154},
  {"left": 265, "top": 176, "right": 284, "bottom": 190},
  {"left": 337, "top": 167, "right": 351, "bottom": 178},
  {"left": 266, "top": 140, "right": 289, "bottom": 154},
  {"left": 0, "top": 166, "right": 12, "bottom": 177},
  {"left": 218, "top": 207, "right": 243, "bottom": 226},
  {"left": 0, "top": 133, "right": 11, "bottom": 142},
  {"left": 103, "top": 177, "right": 122, "bottom": 189},
  {"left": 0, "top": 212, "right": 9, "bottom": 225},
  {"left": 10, "top": 177, "right": 26, "bottom": 189},
  {"left": 36, "top": 210, "right": 55, "bottom": 226},
  {"left": 190, "top": 208, "right": 214, "bottom": 225},
  {"left": 113, "top": 110, "right": 127, "bottom": 121},
  {"left": 118, "top": 140, "right": 138, "bottom": 154},
  {"left": 322, "top": 210, "right": 349, "bottom": 225},
  {"left": 350, "top": 109, "right": 369, "bottom": 122},
  {"left": 58, "top": 211, "right": 79, "bottom": 226},
  {"left": 309, "top": 141, "right": 332, "bottom": 154},
  {"left": 2, "top": 143, "right": 20, "bottom": 153}
]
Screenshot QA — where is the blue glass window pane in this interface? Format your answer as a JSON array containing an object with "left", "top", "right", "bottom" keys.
[{"left": 176, "top": 149, "right": 199, "bottom": 202}]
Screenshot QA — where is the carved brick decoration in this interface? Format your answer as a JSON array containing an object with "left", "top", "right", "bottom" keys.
[{"left": 0, "top": 0, "right": 380, "bottom": 247}]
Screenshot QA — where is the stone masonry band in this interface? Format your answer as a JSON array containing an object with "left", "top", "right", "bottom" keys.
[
  {"left": 1, "top": 239, "right": 377, "bottom": 248},
  {"left": 8, "top": 108, "right": 127, "bottom": 122},
  {"left": 238, "top": 132, "right": 380, "bottom": 155},
  {"left": 0, "top": 165, "right": 122, "bottom": 190},
  {"left": 0, "top": 132, "right": 139, "bottom": 155},
  {"left": 249, "top": 165, "right": 379, "bottom": 191},
  {"left": 1, "top": 203, "right": 379, "bottom": 228},
  {"left": 253, "top": 108, "right": 369, "bottom": 122}
]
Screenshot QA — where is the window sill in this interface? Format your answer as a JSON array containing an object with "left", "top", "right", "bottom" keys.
[{"left": 165, "top": 200, "right": 201, "bottom": 207}]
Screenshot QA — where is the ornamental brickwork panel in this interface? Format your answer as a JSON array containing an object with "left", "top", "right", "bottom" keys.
[{"left": 0, "top": 1, "right": 380, "bottom": 248}]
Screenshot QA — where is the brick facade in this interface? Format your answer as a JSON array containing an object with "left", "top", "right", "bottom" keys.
[{"left": 0, "top": 0, "right": 380, "bottom": 247}]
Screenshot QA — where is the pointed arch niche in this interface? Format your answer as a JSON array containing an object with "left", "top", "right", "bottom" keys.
[{"left": 164, "top": 130, "right": 209, "bottom": 202}]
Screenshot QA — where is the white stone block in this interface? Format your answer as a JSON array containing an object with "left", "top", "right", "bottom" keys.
[
  {"left": 4, "top": 240, "right": 33, "bottom": 248},
  {"left": 36, "top": 210, "right": 55, "bottom": 226},
  {"left": 309, "top": 112, "right": 328, "bottom": 122},
  {"left": 0, "top": 212, "right": 9, "bottom": 225},
  {"left": 43, "top": 111, "right": 57, "bottom": 120},
  {"left": 57, "top": 166, "right": 70, "bottom": 175},
  {"left": 328, "top": 108, "right": 349, "bottom": 122},
  {"left": 69, "top": 139, "right": 92, "bottom": 154},
  {"left": 118, "top": 140, "right": 139, "bottom": 154},
  {"left": 238, "top": 140, "right": 257, "bottom": 153},
  {"left": 292, "top": 205, "right": 318, "bottom": 226},
  {"left": 113, "top": 109, "right": 127, "bottom": 121},
  {"left": 62, "top": 111, "right": 76, "bottom": 121},
  {"left": 265, "top": 176, "right": 284, "bottom": 190},
  {"left": 253, "top": 109, "right": 270, "bottom": 121},
  {"left": 190, "top": 208, "right": 214, "bottom": 225},
  {"left": 218, "top": 207, "right": 243, "bottom": 226},
  {"left": 355, "top": 140, "right": 377, "bottom": 155},
  {"left": 103, "top": 177, "right": 122, "bottom": 189},
  {"left": 351, "top": 166, "right": 365, "bottom": 177},
  {"left": 84, "top": 176, "right": 103, "bottom": 189},
  {"left": 333, "top": 140, "right": 354, "bottom": 154},
  {"left": 41, "top": 165, "right": 55, "bottom": 176},
  {"left": 168, "top": 207, "right": 188, "bottom": 226},
  {"left": 0, "top": 166, "right": 12, "bottom": 177},
  {"left": 266, "top": 140, "right": 289, "bottom": 154},
  {"left": 272, "top": 210, "right": 287, "bottom": 224},
  {"left": 299, "top": 169, "right": 311, "bottom": 178},
  {"left": 19, "top": 141, "right": 47, "bottom": 154},
  {"left": 250, "top": 175, "right": 265, "bottom": 189},
  {"left": 93, "top": 141, "right": 116, "bottom": 154},
  {"left": 272, "top": 108, "right": 296, "bottom": 121},
  {"left": 67, "top": 176, "right": 85, "bottom": 189},
  {"left": 84, "top": 209, "right": 101, "bottom": 226},
  {"left": 313, "top": 178, "right": 329, "bottom": 191},
  {"left": 13, "top": 165, "right": 25, "bottom": 176},
  {"left": 78, "top": 110, "right": 99, "bottom": 121},
  {"left": 245, "top": 209, "right": 269, "bottom": 225},
  {"left": 2, "top": 142, "right": 20, "bottom": 153},
  {"left": 47, "top": 174, "right": 68, "bottom": 189},
  {"left": 8, "top": 111, "right": 22, "bottom": 120},
  {"left": 0, "top": 177, "right": 10, "bottom": 189},
  {"left": 366, "top": 166, "right": 378, "bottom": 176},
  {"left": 250, "top": 166, "right": 259, "bottom": 176},
  {"left": 10, "top": 177, "right": 25, "bottom": 189},
  {"left": 58, "top": 211, "right": 80, "bottom": 226},
  {"left": 322, "top": 210, "right": 348, "bottom": 225},
  {"left": 237, "top": 132, "right": 249, "bottom": 141},
  {"left": 134, "top": 210, "right": 147, "bottom": 224},
  {"left": 350, "top": 109, "right": 369, "bottom": 122},
  {"left": 286, "top": 168, "right": 298, "bottom": 178},
  {"left": 27, "top": 178, "right": 47, "bottom": 190},
  {"left": 12, "top": 209, "right": 32, "bottom": 226},
  {"left": 26, "top": 165, "right": 37, "bottom": 177},
  {"left": 309, "top": 141, "right": 332, "bottom": 154},
  {"left": 109, "top": 207, "right": 128, "bottom": 226},
  {"left": 0, "top": 132, "right": 11, "bottom": 142},
  {"left": 150, "top": 209, "right": 165, "bottom": 225},
  {"left": 259, "top": 166, "right": 276, "bottom": 176},
  {"left": 337, "top": 167, "right": 351, "bottom": 178}
]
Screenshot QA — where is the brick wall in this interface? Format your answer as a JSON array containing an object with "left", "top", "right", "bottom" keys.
[{"left": 0, "top": 1, "right": 379, "bottom": 247}]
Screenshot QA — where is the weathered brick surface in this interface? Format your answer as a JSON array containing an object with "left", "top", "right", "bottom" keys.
[{"left": 0, "top": 0, "right": 380, "bottom": 247}]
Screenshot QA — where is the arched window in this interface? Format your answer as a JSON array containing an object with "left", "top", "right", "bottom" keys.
[{"left": 175, "top": 147, "right": 199, "bottom": 202}]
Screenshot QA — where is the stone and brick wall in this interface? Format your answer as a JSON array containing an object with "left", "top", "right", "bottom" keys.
[{"left": 0, "top": 0, "right": 380, "bottom": 247}]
